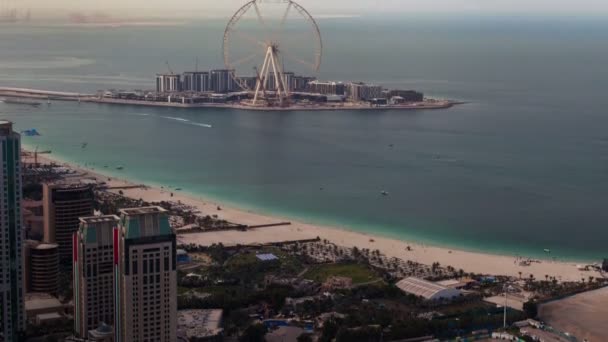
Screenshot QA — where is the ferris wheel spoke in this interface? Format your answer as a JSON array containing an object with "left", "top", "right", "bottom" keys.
[
  {"left": 281, "top": 48, "right": 316, "bottom": 70},
  {"left": 253, "top": 2, "right": 273, "bottom": 41},
  {"left": 273, "top": 2, "right": 293, "bottom": 42},
  {"left": 231, "top": 30, "right": 266, "bottom": 49},
  {"left": 231, "top": 53, "right": 259, "bottom": 68}
]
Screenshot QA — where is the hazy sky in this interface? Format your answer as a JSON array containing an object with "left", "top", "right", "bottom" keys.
[{"left": 17, "top": 0, "right": 608, "bottom": 16}]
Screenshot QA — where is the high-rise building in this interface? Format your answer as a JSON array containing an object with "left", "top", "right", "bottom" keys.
[
  {"left": 182, "top": 71, "right": 210, "bottom": 92},
  {"left": 24, "top": 240, "right": 59, "bottom": 294},
  {"left": 115, "top": 207, "right": 177, "bottom": 342},
  {"left": 210, "top": 69, "right": 236, "bottom": 93},
  {"left": 156, "top": 74, "right": 182, "bottom": 93},
  {"left": 0, "top": 120, "right": 25, "bottom": 342},
  {"left": 43, "top": 182, "right": 94, "bottom": 261},
  {"left": 73, "top": 215, "right": 119, "bottom": 339}
]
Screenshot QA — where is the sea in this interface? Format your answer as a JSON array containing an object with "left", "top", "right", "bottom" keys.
[{"left": 1, "top": 15, "right": 607, "bottom": 261}]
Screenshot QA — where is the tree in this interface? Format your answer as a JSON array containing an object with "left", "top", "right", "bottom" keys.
[
  {"left": 298, "top": 333, "right": 314, "bottom": 342},
  {"left": 239, "top": 323, "right": 267, "bottom": 342},
  {"left": 320, "top": 318, "right": 341, "bottom": 342},
  {"left": 523, "top": 300, "right": 538, "bottom": 319}
]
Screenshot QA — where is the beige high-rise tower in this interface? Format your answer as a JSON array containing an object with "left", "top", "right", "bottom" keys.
[
  {"left": 73, "top": 215, "right": 119, "bottom": 339},
  {"left": 115, "top": 207, "right": 177, "bottom": 342}
]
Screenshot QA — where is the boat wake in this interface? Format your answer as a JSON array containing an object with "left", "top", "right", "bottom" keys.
[
  {"left": 162, "top": 116, "right": 189, "bottom": 122},
  {"left": 160, "top": 116, "right": 212, "bottom": 128}
]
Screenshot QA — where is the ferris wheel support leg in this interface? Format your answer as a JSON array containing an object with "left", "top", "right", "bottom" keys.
[
  {"left": 275, "top": 55, "right": 290, "bottom": 98},
  {"left": 262, "top": 48, "right": 273, "bottom": 97},
  {"left": 253, "top": 47, "right": 271, "bottom": 105},
  {"left": 269, "top": 51, "right": 283, "bottom": 98}
]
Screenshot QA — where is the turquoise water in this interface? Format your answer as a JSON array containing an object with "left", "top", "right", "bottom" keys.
[{"left": 1, "top": 16, "right": 608, "bottom": 261}]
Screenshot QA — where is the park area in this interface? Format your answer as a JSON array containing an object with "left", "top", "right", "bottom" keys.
[{"left": 303, "top": 263, "right": 381, "bottom": 285}]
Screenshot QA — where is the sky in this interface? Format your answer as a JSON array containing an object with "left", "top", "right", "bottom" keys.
[{"left": 13, "top": 0, "right": 608, "bottom": 17}]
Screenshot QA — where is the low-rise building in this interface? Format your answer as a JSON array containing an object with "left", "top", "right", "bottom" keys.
[
  {"left": 177, "top": 309, "right": 223, "bottom": 341},
  {"left": 347, "top": 82, "right": 384, "bottom": 101},
  {"left": 395, "top": 277, "right": 462, "bottom": 301},
  {"left": 307, "top": 80, "right": 346, "bottom": 95},
  {"left": 387, "top": 89, "right": 424, "bottom": 102}
]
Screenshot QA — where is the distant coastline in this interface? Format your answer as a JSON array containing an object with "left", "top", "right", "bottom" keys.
[{"left": 0, "top": 87, "right": 463, "bottom": 111}]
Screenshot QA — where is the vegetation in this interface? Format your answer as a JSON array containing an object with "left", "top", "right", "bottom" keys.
[{"left": 303, "top": 263, "right": 380, "bottom": 284}]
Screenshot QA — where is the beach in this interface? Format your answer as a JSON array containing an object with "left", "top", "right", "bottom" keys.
[{"left": 28, "top": 152, "right": 602, "bottom": 283}]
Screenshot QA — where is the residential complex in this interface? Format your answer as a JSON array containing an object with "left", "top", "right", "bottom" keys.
[
  {"left": 24, "top": 240, "right": 59, "bottom": 294},
  {"left": 115, "top": 207, "right": 177, "bottom": 342},
  {"left": 73, "top": 215, "right": 120, "bottom": 339},
  {"left": 0, "top": 120, "right": 25, "bottom": 342}
]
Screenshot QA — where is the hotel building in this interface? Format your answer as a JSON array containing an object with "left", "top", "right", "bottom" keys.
[
  {"left": 115, "top": 207, "right": 177, "bottom": 342},
  {"left": 0, "top": 120, "right": 25, "bottom": 341},
  {"left": 43, "top": 182, "right": 94, "bottom": 261},
  {"left": 73, "top": 215, "right": 119, "bottom": 339}
]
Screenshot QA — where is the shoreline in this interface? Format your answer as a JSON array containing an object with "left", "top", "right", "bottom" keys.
[
  {"left": 0, "top": 87, "right": 460, "bottom": 111},
  {"left": 24, "top": 148, "right": 602, "bottom": 282}
]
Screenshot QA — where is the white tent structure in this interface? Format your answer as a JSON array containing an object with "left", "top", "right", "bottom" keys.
[{"left": 396, "top": 277, "right": 462, "bottom": 301}]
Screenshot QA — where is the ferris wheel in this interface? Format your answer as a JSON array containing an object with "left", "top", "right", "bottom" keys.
[{"left": 223, "top": 0, "right": 322, "bottom": 105}]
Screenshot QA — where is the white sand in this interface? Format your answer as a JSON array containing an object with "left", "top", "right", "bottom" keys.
[{"left": 29, "top": 153, "right": 601, "bottom": 282}]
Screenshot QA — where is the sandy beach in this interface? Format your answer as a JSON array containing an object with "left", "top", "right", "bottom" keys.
[{"left": 29, "top": 152, "right": 602, "bottom": 283}]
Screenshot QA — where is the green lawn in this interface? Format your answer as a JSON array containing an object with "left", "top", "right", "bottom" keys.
[{"left": 303, "top": 263, "right": 380, "bottom": 285}]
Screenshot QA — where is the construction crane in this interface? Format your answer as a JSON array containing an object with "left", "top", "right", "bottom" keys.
[{"left": 165, "top": 61, "right": 174, "bottom": 75}]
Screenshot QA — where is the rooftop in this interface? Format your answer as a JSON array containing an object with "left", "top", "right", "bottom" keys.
[
  {"left": 178, "top": 309, "right": 223, "bottom": 338},
  {"left": 120, "top": 206, "right": 167, "bottom": 216},
  {"left": 79, "top": 215, "right": 120, "bottom": 224},
  {"left": 396, "top": 277, "right": 461, "bottom": 300},
  {"left": 25, "top": 293, "right": 64, "bottom": 312},
  {"left": 33, "top": 243, "right": 58, "bottom": 251},
  {"left": 256, "top": 253, "right": 279, "bottom": 261}
]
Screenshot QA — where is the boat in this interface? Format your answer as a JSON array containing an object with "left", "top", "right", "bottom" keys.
[
  {"left": 381, "top": 191, "right": 389, "bottom": 196},
  {"left": 544, "top": 249, "right": 551, "bottom": 253},
  {"left": 1, "top": 98, "right": 42, "bottom": 107},
  {"left": 21, "top": 129, "right": 41, "bottom": 136},
  {"left": 116, "top": 166, "right": 124, "bottom": 170}
]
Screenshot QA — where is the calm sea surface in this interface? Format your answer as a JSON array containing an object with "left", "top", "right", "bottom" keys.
[{"left": 1, "top": 16, "right": 607, "bottom": 261}]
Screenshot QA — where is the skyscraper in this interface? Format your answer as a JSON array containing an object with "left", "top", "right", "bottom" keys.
[
  {"left": 43, "top": 182, "right": 94, "bottom": 261},
  {"left": 74, "top": 215, "right": 120, "bottom": 339},
  {"left": 115, "top": 207, "right": 177, "bottom": 342},
  {"left": 0, "top": 120, "right": 25, "bottom": 342}
]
